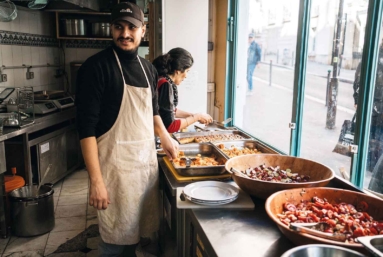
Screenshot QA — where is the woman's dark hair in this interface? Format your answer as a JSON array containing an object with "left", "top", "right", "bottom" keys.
[{"left": 152, "top": 48, "right": 194, "bottom": 76}]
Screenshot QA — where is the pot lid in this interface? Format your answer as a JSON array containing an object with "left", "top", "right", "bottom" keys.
[{"left": 5, "top": 175, "right": 25, "bottom": 193}]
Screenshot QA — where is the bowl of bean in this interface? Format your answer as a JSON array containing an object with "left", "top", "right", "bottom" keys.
[{"left": 225, "top": 154, "right": 334, "bottom": 199}]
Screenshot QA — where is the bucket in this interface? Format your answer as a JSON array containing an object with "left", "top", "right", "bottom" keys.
[{"left": 9, "top": 184, "right": 55, "bottom": 236}]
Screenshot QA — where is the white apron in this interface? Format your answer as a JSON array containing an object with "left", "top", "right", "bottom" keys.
[{"left": 96, "top": 50, "right": 159, "bottom": 245}]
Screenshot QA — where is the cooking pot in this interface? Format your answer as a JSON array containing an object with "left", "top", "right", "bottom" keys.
[
  {"left": 9, "top": 184, "right": 55, "bottom": 236},
  {"left": 62, "top": 19, "right": 86, "bottom": 36},
  {"left": 91, "top": 22, "right": 110, "bottom": 37}
]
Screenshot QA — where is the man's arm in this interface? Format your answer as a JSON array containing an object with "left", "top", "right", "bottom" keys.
[
  {"left": 80, "top": 137, "right": 111, "bottom": 210},
  {"left": 154, "top": 115, "right": 178, "bottom": 160}
]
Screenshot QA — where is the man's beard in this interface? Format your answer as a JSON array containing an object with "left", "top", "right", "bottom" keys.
[{"left": 115, "top": 37, "right": 141, "bottom": 54}]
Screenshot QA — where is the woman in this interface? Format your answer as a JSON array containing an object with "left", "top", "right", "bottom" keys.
[{"left": 153, "top": 48, "right": 213, "bottom": 133}]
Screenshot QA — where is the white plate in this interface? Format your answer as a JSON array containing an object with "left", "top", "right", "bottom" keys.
[
  {"left": 183, "top": 181, "right": 239, "bottom": 201},
  {"left": 189, "top": 196, "right": 238, "bottom": 206}
]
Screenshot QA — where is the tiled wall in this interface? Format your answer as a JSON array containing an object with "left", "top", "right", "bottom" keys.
[{"left": 0, "top": 7, "right": 63, "bottom": 96}]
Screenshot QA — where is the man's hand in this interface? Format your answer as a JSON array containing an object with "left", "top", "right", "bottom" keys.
[
  {"left": 89, "top": 180, "right": 111, "bottom": 210},
  {"left": 161, "top": 135, "right": 179, "bottom": 160}
]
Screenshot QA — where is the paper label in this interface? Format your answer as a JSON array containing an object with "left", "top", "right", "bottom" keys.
[{"left": 40, "top": 142, "right": 49, "bottom": 154}]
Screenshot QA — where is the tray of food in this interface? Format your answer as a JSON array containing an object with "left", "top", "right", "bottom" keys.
[
  {"left": 212, "top": 140, "right": 279, "bottom": 158},
  {"left": 170, "top": 143, "right": 228, "bottom": 176},
  {"left": 172, "top": 131, "right": 252, "bottom": 144}
]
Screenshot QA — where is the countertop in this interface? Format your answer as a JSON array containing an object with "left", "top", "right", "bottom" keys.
[{"left": 0, "top": 107, "right": 76, "bottom": 142}]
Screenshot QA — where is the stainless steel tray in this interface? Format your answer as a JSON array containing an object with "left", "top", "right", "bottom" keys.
[
  {"left": 194, "top": 122, "right": 231, "bottom": 131},
  {"left": 172, "top": 131, "right": 252, "bottom": 144},
  {"left": 172, "top": 143, "right": 228, "bottom": 176},
  {"left": 357, "top": 235, "right": 383, "bottom": 257},
  {"left": 211, "top": 140, "right": 279, "bottom": 159}
]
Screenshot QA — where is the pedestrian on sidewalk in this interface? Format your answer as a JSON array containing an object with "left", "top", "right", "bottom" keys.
[{"left": 247, "top": 33, "right": 261, "bottom": 96}]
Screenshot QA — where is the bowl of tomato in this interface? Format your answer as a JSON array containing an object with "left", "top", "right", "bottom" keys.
[
  {"left": 265, "top": 187, "right": 383, "bottom": 251},
  {"left": 225, "top": 154, "right": 334, "bottom": 199}
]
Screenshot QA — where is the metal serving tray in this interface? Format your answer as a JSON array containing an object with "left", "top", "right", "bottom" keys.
[
  {"left": 172, "top": 143, "right": 228, "bottom": 176},
  {"left": 172, "top": 131, "right": 252, "bottom": 144},
  {"left": 357, "top": 235, "right": 383, "bottom": 257},
  {"left": 211, "top": 140, "right": 279, "bottom": 159}
]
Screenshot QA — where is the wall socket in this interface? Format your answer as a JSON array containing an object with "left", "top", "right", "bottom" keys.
[
  {"left": 26, "top": 71, "right": 34, "bottom": 80},
  {"left": 0, "top": 74, "right": 7, "bottom": 82}
]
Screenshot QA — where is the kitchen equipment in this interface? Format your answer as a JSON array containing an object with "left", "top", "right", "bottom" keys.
[
  {"left": 281, "top": 244, "right": 367, "bottom": 257},
  {"left": 0, "top": 0, "right": 17, "bottom": 22},
  {"left": 225, "top": 154, "right": 334, "bottom": 199},
  {"left": 172, "top": 131, "right": 252, "bottom": 144},
  {"left": 212, "top": 139, "right": 279, "bottom": 158},
  {"left": 265, "top": 187, "right": 383, "bottom": 251},
  {"left": 170, "top": 143, "right": 228, "bottom": 176},
  {"left": 91, "top": 22, "right": 110, "bottom": 37},
  {"left": 163, "top": 156, "right": 231, "bottom": 182},
  {"left": 221, "top": 117, "right": 232, "bottom": 125},
  {"left": 34, "top": 90, "right": 66, "bottom": 100},
  {"left": 28, "top": 0, "right": 47, "bottom": 9},
  {"left": 290, "top": 222, "right": 347, "bottom": 242},
  {"left": 0, "top": 88, "right": 15, "bottom": 104},
  {"left": 9, "top": 183, "right": 55, "bottom": 236},
  {"left": 34, "top": 101, "right": 58, "bottom": 114},
  {"left": 62, "top": 19, "right": 86, "bottom": 36},
  {"left": 35, "top": 96, "right": 74, "bottom": 111},
  {"left": 36, "top": 164, "right": 52, "bottom": 196},
  {"left": 357, "top": 235, "right": 383, "bottom": 257},
  {"left": 3, "top": 112, "right": 19, "bottom": 127},
  {"left": 17, "top": 87, "right": 35, "bottom": 126},
  {"left": 4, "top": 167, "right": 25, "bottom": 194}
]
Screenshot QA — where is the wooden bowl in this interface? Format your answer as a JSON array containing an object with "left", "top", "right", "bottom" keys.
[
  {"left": 225, "top": 154, "right": 334, "bottom": 199},
  {"left": 265, "top": 187, "right": 383, "bottom": 251}
]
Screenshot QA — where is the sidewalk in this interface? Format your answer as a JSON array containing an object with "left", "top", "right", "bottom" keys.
[{"left": 260, "top": 59, "right": 356, "bottom": 84}]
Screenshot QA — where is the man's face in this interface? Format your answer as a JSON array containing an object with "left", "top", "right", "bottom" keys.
[
  {"left": 111, "top": 20, "right": 146, "bottom": 52},
  {"left": 248, "top": 37, "right": 254, "bottom": 44}
]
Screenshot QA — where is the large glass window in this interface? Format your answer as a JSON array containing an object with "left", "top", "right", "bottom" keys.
[
  {"left": 233, "top": 0, "right": 299, "bottom": 153},
  {"left": 300, "top": 0, "right": 369, "bottom": 179}
]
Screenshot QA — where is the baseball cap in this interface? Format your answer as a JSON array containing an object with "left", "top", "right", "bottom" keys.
[
  {"left": 110, "top": 2, "right": 144, "bottom": 28},
  {"left": 249, "top": 33, "right": 255, "bottom": 38}
]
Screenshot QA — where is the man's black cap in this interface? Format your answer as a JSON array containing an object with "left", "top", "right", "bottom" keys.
[{"left": 110, "top": 2, "right": 144, "bottom": 27}]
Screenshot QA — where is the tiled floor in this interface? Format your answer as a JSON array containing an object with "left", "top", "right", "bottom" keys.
[{"left": 0, "top": 168, "right": 99, "bottom": 257}]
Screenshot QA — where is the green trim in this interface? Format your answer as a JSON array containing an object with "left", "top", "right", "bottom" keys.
[
  {"left": 351, "top": 0, "right": 383, "bottom": 187},
  {"left": 290, "top": 0, "right": 312, "bottom": 156},
  {"left": 224, "top": 1, "right": 237, "bottom": 127}
]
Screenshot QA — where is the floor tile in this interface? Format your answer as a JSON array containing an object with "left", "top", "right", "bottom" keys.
[
  {"left": 53, "top": 197, "right": 59, "bottom": 211},
  {"left": 86, "top": 216, "right": 98, "bottom": 228},
  {"left": 51, "top": 217, "right": 86, "bottom": 233},
  {"left": 58, "top": 194, "right": 87, "bottom": 206},
  {"left": 86, "top": 250, "right": 98, "bottom": 257},
  {"left": 0, "top": 237, "right": 10, "bottom": 254},
  {"left": 55, "top": 204, "right": 87, "bottom": 218},
  {"left": 53, "top": 182, "right": 63, "bottom": 196},
  {"left": 3, "top": 234, "right": 48, "bottom": 254},
  {"left": 44, "top": 230, "right": 83, "bottom": 256},
  {"left": 3, "top": 249, "right": 44, "bottom": 256},
  {"left": 60, "top": 185, "right": 88, "bottom": 196},
  {"left": 63, "top": 179, "right": 88, "bottom": 188},
  {"left": 46, "top": 252, "right": 86, "bottom": 257},
  {"left": 65, "top": 170, "right": 89, "bottom": 180},
  {"left": 87, "top": 206, "right": 97, "bottom": 216},
  {"left": 86, "top": 236, "right": 101, "bottom": 250}
]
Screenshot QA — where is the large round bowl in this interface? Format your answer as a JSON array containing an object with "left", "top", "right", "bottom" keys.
[
  {"left": 265, "top": 187, "right": 383, "bottom": 251},
  {"left": 224, "top": 154, "right": 334, "bottom": 199},
  {"left": 281, "top": 244, "right": 367, "bottom": 257}
]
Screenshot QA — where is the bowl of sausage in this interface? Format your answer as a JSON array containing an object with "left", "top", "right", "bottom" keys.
[
  {"left": 265, "top": 187, "right": 383, "bottom": 252},
  {"left": 224, "top": 154, "right": 334, "bottom": 199}
]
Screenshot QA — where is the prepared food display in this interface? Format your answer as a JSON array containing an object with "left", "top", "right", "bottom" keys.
[
  {"left": 217, "top": 143, "right": 260, "bottom": 158},
  {"left": 172, "top": 131, "right": 251, "bottom": 144},
  {"left": 172, "top": 151, "right": 226, "bottom": 168},
  {"left": 278, "top": 196, "right": 383, "bottom": 243},
  {"left": 194, "top": 134, "right": 244, "bottom": 143},
  {"left": 238, "top": 164, "right": 311, "bottom": 183}
]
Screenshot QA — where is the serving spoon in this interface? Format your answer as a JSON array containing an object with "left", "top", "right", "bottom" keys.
[{"left": 290, "top": 222, "right": 347, "bottom": 242}]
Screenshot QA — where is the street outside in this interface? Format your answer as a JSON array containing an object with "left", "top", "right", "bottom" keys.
[{"left": 241, "top": 60, "right": 372, "bottom": 188}]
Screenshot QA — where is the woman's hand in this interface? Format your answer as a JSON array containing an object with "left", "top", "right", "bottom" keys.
[
  {"left": 89, "top": 179, "right": 111, "bottom": 210},
  {"left": 160, "top": 134, "right": 179, "bottom": 160},
  {"left": 195, "top": 113, "right": 213, "bottom": 125}
]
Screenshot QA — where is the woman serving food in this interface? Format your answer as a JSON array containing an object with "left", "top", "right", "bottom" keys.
[{"left": 153, "top": 47, "right": 213, "bottom": 132}]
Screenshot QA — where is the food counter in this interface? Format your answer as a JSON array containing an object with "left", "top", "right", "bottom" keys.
[{"left": 158, "top": 156, "right": 374, "bottom": 257}]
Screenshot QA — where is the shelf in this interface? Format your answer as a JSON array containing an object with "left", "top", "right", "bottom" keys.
[{"left": 58, "top": 37, "right": 112, "bottom": 41}]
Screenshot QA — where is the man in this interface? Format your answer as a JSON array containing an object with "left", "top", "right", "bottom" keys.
[
  {"left": 75, "top": 2, "right": 178, "bottom": 256},
  {"left": 247, "top": 33, "right": 261, "bottom": 96}
]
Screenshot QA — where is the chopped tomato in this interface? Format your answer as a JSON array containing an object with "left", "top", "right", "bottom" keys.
[
  {"left": 353, "top": 227, "right": 366, "bottom": 237},
  {"left": 327, "top": 210, "right": 334, "bottom": 219},
  {"left": 326, "top": 219, "right": 337, "bottom": 227},
  {"left": 370, "top": 227, "right": 378, "bottom": 235},
  {"left": 354, "top": 212, "right": 365, "bottom": 220},
  {"left": 357, "top": 201, "right": 369, "bottom": 212},
  {"left": 283, "top": 202, "right": 296, "bottom": 212}
]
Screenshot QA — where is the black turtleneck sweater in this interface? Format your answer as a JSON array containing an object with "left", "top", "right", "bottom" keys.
[{"left": 75, "top": 43, "right": 159, "bottom": 140}]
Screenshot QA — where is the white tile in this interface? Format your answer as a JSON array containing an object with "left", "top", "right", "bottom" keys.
[
  {"left": 55, "top": 204, "right": 87, "bottom": 218},
  {"left": 0, "top": 46, "right": 2, "bottom": 67},
  {"left": 39, "top": 47, "right": 47, "bottom": 64},
  {"left": 44, "top": 230, "right": 82, "bottom": 256},
  {"left": 51, "top": 217, "right": 86, "bottom": 232},
  {"left": 31, "top": 47, "right": 40, "bottom": 65},
  {"left": 46, "top": 47, "right": 55, "bottom": 65},
  {"left": 3, "top": 249, "right": 44, "bottom": 257},
  {"left": 32, "top": 68, "right": 41, "bottom": 86},
  {"left": 58, "top": 194, "right": 87, "bottom": 206},
  {"left": 9, "top": 12, "right": 20, "bottom": 32},
  {"left": 34, "top": 13, "right": 42, "bottom": 35},
  {"left": 64, "top": 48, "right": 77, "bottom": 64},
  {"left": 3, "top": 234, "right": 48, "bottom": 254},
  {"left": 1, "top": 69, "right": 14, "bottom": 88},
  {"left": 11, "top": 46, "right": 22, "bottom": 66},
  {"left": 0, "top": 18, "right": 11, "bottom": 30},
  {"left": 18, "top": 10, "right": 30, "bottom": 34},
  {"left": 28, "top": 12, "right": 38, "bottom": 35},
  {"left": 22, "top": 46, "right": 32, "bottom": 65},
  {"left": 40, "top": 67, "right": 48, "bottom": 85},
  {"left": 13, "top": 69, "right": 25, "bottom": 88},
  {"left": 2, "top": 45, "right": 13, "bottom": 66}
]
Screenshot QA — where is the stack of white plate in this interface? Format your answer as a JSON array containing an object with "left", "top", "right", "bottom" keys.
[{"left": 182, "top": 181, "right": 239, "bottom": 206}]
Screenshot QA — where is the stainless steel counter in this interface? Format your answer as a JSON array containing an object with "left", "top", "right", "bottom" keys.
[{"left": 0, "top": 107, "right": 76, "bottom": 142}]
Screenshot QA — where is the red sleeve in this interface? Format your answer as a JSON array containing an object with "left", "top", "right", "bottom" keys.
[
  {"left": 167, "top": 120, "right": 181, "bottom": 133},
  {"left": 157, "top": 78, "right": 168, "bottom": 89}
]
